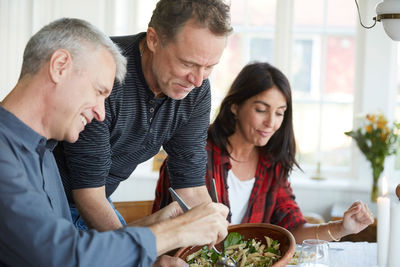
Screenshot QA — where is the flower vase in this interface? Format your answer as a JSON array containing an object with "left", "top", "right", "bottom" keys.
[
  {"left": 371, "top": 166, "right": 383, "bottom": 203},
  {"left": 371, "top": 178, "right": 379, "bottom": 203}
]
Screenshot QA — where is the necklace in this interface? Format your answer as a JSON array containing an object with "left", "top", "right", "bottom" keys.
[
  {"left": 140, "top": 40, "right": 146, "bottom": 57},
  {"left": 230, "top": 148, "right": 258, "bottom": 163}
]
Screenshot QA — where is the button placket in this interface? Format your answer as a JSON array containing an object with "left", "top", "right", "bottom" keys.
[{"left": 148, "top": 98, "right": 156, "bottom": 127}]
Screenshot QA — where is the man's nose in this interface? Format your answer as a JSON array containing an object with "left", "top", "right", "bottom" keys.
[
  {"left": 93, "top": 99, "right": 106, "bottom": 122},
  {"left": 188, "top": 68, "right": 205, "bottom": 87}
]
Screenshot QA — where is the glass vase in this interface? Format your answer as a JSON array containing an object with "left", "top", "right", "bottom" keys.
[
  {"left": 371, "top": 178, "right": 379, "bottom": 203},
  {"left": 371, "top": 166, "right": 383, "bottom": 203}
]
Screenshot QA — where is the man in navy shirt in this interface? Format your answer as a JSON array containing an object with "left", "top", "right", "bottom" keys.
[
  {"left": 54, "top": 0, "right": 234, "bottom": 232},
  {"left": 0, "top": 17, "right": 229, "bottom": 266}
]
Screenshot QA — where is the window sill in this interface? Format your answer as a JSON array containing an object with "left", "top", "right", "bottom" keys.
[{"left": 290, "top": 174, "right": 371, "bottom": 193}]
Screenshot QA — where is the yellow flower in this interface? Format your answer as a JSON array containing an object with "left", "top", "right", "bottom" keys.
[
  {"left": 366, "top": 114, "right": 376, "bottom": 123},
  {"left": 345, "top": 113, "right": 400, "bottom": 203},
  {"left": 381, "top": 132, "right": 388, "bottom": 141},
  {"left": 377, "top": 114, "right": 387, "bottom": 129}
]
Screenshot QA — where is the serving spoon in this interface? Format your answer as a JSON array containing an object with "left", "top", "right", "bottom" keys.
[{"left": 168, "top": 187, "right": 237, "bottom": 267}]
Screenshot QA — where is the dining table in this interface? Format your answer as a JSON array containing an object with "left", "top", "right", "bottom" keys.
[{"left": 288, "top": 241, "right": 378, "bottom": 267}]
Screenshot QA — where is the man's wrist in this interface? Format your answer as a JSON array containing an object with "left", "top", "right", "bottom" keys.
[{"left": 175, "top": 186, "right": 211, "bottom": 207}]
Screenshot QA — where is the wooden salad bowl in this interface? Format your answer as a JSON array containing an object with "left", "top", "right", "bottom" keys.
[{"left": 175, "top": 223, "right": 296, "bottom": 267}]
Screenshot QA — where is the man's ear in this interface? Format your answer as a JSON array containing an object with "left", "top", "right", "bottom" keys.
[
  {"left": 146, "top": 27, "right": 160, "bottom": 53},
  {"left": 48, "top": 49, "right": 72, "bottom": 84}
]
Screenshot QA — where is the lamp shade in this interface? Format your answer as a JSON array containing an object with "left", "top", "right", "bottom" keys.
[{"left": 376, "top": 0, "right": 400, "bottom": 41}]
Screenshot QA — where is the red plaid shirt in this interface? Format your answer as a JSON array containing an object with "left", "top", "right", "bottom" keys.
[{"left": 152, "top": 140, "right": 306, "bottom": 230}]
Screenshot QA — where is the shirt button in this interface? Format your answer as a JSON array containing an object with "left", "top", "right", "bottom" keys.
[
  {"left": 149, "top": 107, "right": 154, "bottom": 113},
  {"left": 149, "top": 100, "right": 155, "bottom": 105},
  {"left": 149, "top": 129, "right": 153, "bottom": 133},
  {"left": 149, "top": 117, "right": 152, "bottom": 123}
]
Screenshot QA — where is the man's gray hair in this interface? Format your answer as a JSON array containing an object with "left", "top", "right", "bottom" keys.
[{"left": 20, "top": 18, "right": 127, "bottom": 84}]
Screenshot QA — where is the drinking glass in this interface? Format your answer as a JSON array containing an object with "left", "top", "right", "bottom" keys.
[{"left": 297, "top": 239, "right": 330, "bottom": 267}]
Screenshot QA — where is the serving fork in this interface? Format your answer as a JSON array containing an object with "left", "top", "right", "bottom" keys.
[{"left": 168, "top": 187, "right": 236, "bottom": 267}]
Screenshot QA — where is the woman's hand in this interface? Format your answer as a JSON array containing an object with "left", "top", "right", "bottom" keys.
[{"left": 342, "top": 201, "right": 374, "bottom": 235}]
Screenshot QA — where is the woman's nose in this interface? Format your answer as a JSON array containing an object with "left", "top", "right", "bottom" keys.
[{"left": 264, "top": 113, "right": 274, "bottom": 127}]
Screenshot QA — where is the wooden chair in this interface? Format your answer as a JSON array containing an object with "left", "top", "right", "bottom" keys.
[{"left": 114, "top": 200, "right": 154, "bottom": 224}]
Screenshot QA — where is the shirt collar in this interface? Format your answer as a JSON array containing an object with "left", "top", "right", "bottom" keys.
[{"left": 0, "top": 106, "right": 56, "bottom": 151}]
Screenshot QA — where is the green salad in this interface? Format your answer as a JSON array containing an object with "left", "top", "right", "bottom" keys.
[{"left": 186, "top": 232, "right": 282, "bottom": 267}]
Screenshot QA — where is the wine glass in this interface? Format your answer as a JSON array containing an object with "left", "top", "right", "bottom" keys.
[{"left": 297, "top": 239, "right": 330, "bottom": 267}]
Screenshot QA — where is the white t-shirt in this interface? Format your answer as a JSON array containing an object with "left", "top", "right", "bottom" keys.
[{"left": 227, "top": 169, "right": 255, "bottom": 224}]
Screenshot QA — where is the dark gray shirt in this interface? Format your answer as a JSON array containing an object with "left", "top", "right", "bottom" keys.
[
  {"left": 54, "top": 33, "right": 211, "bottom": 202},
  {"left": 0, "top": 106, "right": 157, "bottom": 266}
]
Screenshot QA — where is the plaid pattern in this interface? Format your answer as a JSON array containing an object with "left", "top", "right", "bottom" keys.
[{"left": 153, "top": 140, "right": 306, "bottom": 230}]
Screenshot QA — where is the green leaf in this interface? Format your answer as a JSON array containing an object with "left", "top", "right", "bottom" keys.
[
  {"left": 224, "top": 232, "right": 243, "bottom": 248},
  {"left": 266, "top": 247, "right": 278, "bottom": 254},
  {"left": 248, "top": 245, "right": 256, "bottom": 253},
  {"left": 210, "top": 251, "right": 219, "bottom": 263},
  {"left": 200, "top": 246, "right": 210, "bottom": 259}
]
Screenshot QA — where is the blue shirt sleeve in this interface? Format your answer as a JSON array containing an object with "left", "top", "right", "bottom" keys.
[{"left": 0, "top": 139, "right": 157, "bottom": 267}]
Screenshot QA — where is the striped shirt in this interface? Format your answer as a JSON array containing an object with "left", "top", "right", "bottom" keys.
[{"left": 54, "top": 33, "right": 210, "bottom": 203}]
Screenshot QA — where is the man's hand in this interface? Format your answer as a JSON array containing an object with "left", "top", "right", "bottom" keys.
[
  {"left": 149, "top": 202, "right": 229, "bottom": 255},
  {"left": 152, "top": 255, "right": 188, "bottom": 267},
  {"left": 129, "top": 202, "right": 183, "bottom": 227}
]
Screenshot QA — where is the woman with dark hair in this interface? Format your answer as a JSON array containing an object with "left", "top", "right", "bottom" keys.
[{"left": 153, "top": 62, "right": 374, "bottom": 243}]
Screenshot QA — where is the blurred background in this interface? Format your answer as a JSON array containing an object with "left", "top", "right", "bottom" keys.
[{"left": 1, "top": 0, "right": 399, "bottom": 222}]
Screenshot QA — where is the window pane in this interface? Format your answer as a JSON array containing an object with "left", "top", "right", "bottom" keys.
[
  {"left": 327, "top": 0, "right": 357, "bottom": 28},
  {"left": 293, "top": 0, "right": 355, "bottom": 175},
  {"left": 211, "top": 0, "right": 276, "bottom": 117},
  {"left": 325, "top": 36, "right": 355, "bottom": 100},
  {"left": 249, "top": 38, "right": 273, "bottom": 62},
  {"left": 320, "top": 103, "right": 352, "bottom": 167},
  {"left": 231, "top": 0, "right": 245, "bottom": 25},
  {"left": 293, "top": 103, "right": 320, "bottom": 165},
  {"left": 292, "top": 39, "right": 313, "bottom": 94},
  {"left": 294, "top": 102, "right": 352, "bottom": 168},
  {"left": 294, "top": 0, "right": 324, "bottom": 27},
  {"left": 248, "top": 0, "right": 276, "bottom": 26},
  {"left": 212, "top": 33, "right": 244, "bottom": 94}
]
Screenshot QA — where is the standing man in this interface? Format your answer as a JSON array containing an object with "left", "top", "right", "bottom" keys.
[
  {"left": 0, "top": 17, "right": 229, "bottom": 266},
  {"left": 54, "top": 0, "right": 233, "bottom": 231}
]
